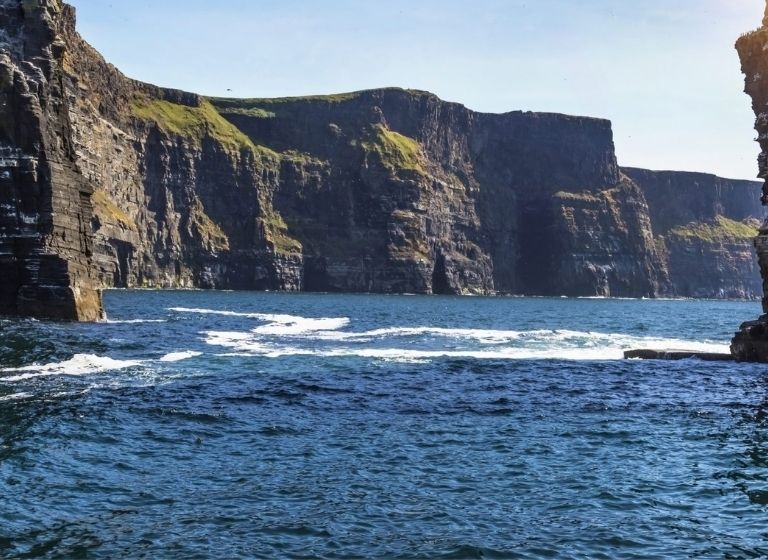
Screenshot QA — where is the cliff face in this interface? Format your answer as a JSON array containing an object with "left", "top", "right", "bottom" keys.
[
  {"left": 0, "top": 0, "right": 102, "bottom": 320},
  {"left": 624, "top": 168, "right": 763, "bottom": 300},
  {"left": 0, "top": 0, "right": 763, "bottom": 321},
  {"left": 211, "top": 92, "right": 659, "bottom": 297},
  {"left": 732, "top": 4, "right": 768, "bottom": 361}
]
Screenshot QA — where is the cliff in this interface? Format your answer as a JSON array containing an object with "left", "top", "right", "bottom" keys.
[
  {"left": 624, "top": 168, "right": 763, "bottom": 300},
  {"left": 732, "top": 4, "right": 768, "bottom": 361},
  {"left": 0, "top": 0, "right": 102, "bottom": 320},
  {"left": 0, "top": 0, "right": 763, "bottom": 321}
]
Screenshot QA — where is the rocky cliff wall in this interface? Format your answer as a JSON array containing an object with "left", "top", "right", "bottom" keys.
[
  {"left": 0, "top": 0, "right": 764, "bottom": 322},
  {"left": 732, "top": 5, "right": 768, "bottom": 360},
  {"left": 211, "top": 91, "right": 640, "bottom": 296},
  {"left": 624, "top": 168, "right": 763, "bottom": 299},
  {"left": 0, "top": 0, "right": 102, "bottom": 320}
]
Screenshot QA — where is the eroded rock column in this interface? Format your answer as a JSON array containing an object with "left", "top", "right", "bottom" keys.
[{"left": 731, "top": 4, "right": 768, "bottom": 360}]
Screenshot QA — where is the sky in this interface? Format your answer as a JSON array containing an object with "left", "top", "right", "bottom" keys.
[{"left": 67, "top": 0, "right": 765, "bottom": 180}]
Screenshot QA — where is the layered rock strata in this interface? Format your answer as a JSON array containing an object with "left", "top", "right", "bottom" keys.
[
  {"left": 0, "top": 0, "right": 764, "bottom": 322},
  {"left": 732, "top": 3, "right": 768, "bottom": 361},
  {"left": 0, "top": 0, "right": 102, "bottom": 320},
  {"left": 624, "top": 168, "right": 763, "bottom": 300}
]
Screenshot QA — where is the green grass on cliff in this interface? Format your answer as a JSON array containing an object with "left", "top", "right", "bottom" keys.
[
  {"left": 189, "top": 198, "right": 230, "bottom": 252},
  {"left": 669, "top": 216, "right": 759, "bottom": 243},
  {"left": 92, "top": 189, "right": 136, "bottom": 230},
  {"left": 362, "top": 125, "right": 424, "bottom": 173},
  {"left": 553, "top": 191, "right": 601, "bottom": 203},
  {"left": 262, "top": 212, "right": 303, "bottom": 254},
  {"left": 211, "top": 106, "right": 277, "bottom": 119},
  {"left": 130, "top": 96, "right": 276, "bottom": 156}
]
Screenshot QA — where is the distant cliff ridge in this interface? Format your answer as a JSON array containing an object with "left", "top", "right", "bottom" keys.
[{"left": 0, "top": 0, "right": 763, "bottom": 321}]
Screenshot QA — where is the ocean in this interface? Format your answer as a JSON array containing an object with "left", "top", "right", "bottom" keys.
[{"left": 0, "top": 290, "right": 767, "bottom": 558}]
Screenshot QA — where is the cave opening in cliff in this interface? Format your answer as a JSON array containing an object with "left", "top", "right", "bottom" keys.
[
  {"left": 432, "top": 253, "right": 451, "bottom": 295},
  {"left": 517, "top": 201, "right": 554, "bottom": 295}
]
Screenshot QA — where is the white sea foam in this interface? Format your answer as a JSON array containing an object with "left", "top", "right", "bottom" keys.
[
  {"left": 159, "top": 351, "right": 203, "bottom": 362},
  {"left": 169, "top": 307, "right": 266, "bottom": 318},
  {"left": 169, "top": 307, "right": 350, "bottom": 332},
  {"left": 0, "top": 354, "right": 144, "bottom": 382},
  {"left": 204, "top": 327, "right": 730, "bottom": 362},
  {"left": 172, "top": 306, "right": 731, "bottom": 362},
  {"left": 252, "top": 316, "right": 350, "bottom": 335},
  {"left": 170, "top": 306, "right": 351, "bottom": 335},
  {"left": 212, "top": 344, "right": 729, "bottom": 362},
  {"left": 105, "top": 319, "right": 167, "bottom": 324},
  {"left": 313, "top": 326, "right": 559, "bottom": 343},
  {"left": 0, "top": 392, "right": 34, "bottom": 402}
]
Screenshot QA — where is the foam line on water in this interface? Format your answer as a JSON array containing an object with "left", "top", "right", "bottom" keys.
[
  {"left": 0, "top": 350, "right": 206, "bottom": 383},
  {"left": 159, "top": 351, "right": 203, "bottom": 362},
  {"left": 169, "top": 307, "right": 350, "bottom": 334},
  {"left": 105, "top": 319, "right": 167, "bottom": 324},
  {"left": 0, "top": 392, "right": 34, "bottom": 402},
  {"left": 215, "top": 346, "right": 632, "bottom": 361},
  {"left": 204, "top": 328, "right": 730, "bottom": 362},
  {"left": 0, "top": 354, "right": 144, "bottom": 382},
  {"left": 169, "top": 307, "right": 268, "bottom": 318},
  {"left": 252, "top": 317, "right": 350, "bottom": 335}
]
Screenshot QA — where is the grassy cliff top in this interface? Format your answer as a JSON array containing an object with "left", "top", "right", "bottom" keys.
[
  {"left": 130, "top": 95, "right": 276, "bottom": 156},
  {"left": 209, "top": 88, "right": 435, "bottom": 110}
]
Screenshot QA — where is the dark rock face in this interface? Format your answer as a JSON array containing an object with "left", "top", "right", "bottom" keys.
[
  {"left": 215, "top": 92, "right": 629, "bottom": 296},
  {"left": 0, "top": 0, "right": 102, "bottom": 320},
  {"left": 732, "top": 7, "right": 768, "bottom": 361},
  {"left": 0, "top": 0, "right": 764, "bottom": 322},
  {"left": 624, "top": 168, "right": 763, "bottom": 299}
]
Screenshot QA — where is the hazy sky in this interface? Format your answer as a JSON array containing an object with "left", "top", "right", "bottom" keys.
[{"left": 67, "top": 0, "right": 765, "bottom": 180}]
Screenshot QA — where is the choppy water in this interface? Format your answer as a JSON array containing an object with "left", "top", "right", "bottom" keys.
[{"left": 1, "top": 291, "right": 768, "bottom": 558}]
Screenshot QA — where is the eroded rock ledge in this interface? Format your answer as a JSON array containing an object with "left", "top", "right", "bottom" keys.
[{"left": 0, "top": 0, "right": 763, "bottom": 321}]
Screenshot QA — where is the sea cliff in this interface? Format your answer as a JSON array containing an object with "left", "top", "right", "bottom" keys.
[
  {"left": 732, "top": 3, "right": 768, "bottom": 361},
  {"left": 0, "top": 0, "right": 763, "bottom": 320}
]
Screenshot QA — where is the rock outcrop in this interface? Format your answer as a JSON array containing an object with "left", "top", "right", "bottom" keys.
[
  {"left": 0, "top": 0, "right": 764, "bottom": 322},
  {"left": 732, "top": 4, "right": 768, "bottom": 361}
]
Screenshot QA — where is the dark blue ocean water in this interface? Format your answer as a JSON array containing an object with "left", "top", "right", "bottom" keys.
[{"left": 1, "top": 291, "right": 768, "bottom": 559}]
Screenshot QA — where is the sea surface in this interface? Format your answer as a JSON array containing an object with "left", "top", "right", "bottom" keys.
[{"left": 1, "top": 291, "right": 768, "bottom": 559}]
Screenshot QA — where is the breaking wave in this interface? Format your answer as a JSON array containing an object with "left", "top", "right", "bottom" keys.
[
  {"left": 0, "top": 350, "right": 204, "bottom": 383},
  {"left": 0, "top": 354, "right": 144, "bottom": 382}
]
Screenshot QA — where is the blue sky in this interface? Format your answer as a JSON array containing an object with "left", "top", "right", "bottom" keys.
[{"left": 68, "top": 0, "right": 764, "bottom": 180}]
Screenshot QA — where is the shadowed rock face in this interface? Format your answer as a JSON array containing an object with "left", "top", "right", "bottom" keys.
[
  {"left": 624, "top": 168, "right": 763, "bottom": 300},
  {"left": 0, "top": 0, "right": 102, "bottom": 320},
  {"left": 0, "top": 0, "right": 763, "bottom": 321},
  {"left": 732, "top": 3, "right": 768, "bottom": 361}
]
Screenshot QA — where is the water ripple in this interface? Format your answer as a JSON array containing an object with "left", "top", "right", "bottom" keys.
[{"left": 0, "top": 292, "right": 766, "bottom": 558}]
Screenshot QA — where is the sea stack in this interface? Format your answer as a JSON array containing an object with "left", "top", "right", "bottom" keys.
[{"left": 731, "top": 2, "right": 768, "bottom": 361}]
